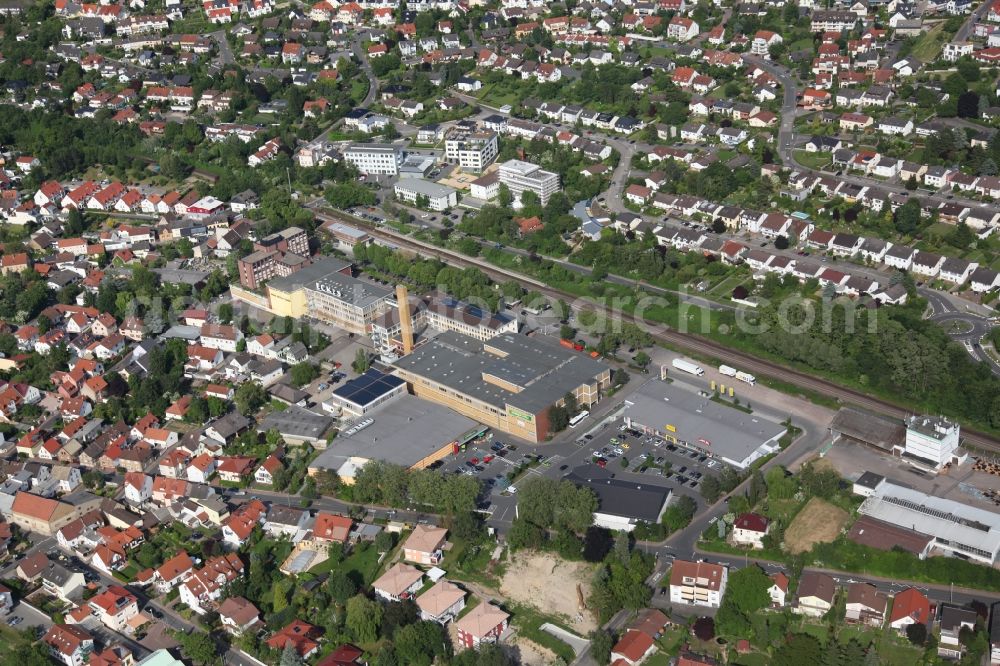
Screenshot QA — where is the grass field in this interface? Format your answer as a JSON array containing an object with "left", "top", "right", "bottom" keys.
[
  {"left": 911, "top": 21, "right": 947, "bottom": 62},
  {"left": 784, "top": 497, "right": 850, "bottom": 554},
  {"left": 793, "top": 149, "right": 832, "bottom": 170}
]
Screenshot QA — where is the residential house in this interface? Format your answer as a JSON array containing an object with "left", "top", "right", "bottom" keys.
[
  {"left": 845, "top": 583, "right": 888, "bottom": 627},
  {"left": 669, "top": 560, "right": 727, "bottom": 608},
  {"left": 794, "top": 571, "right": 837, "bottom": 617},
  {"left": 415, "top": 580, "right": 466, "bottom": 624},
  {"left": 768, "top": 572, "right": 789, "bottom": 608},
  {"left": 454, "top": 603, "right": 509, "bottom": 649},
  {"left": 889, "top": 588, "right": 931, "bottom": 632},
  {"left": 372, "top": 563, "right": 424, "bottom": 602},
  {"left": 731, "top": 513, "right": 769, "bottom": 549},
  {"left": 403, "top": 525, "right": 447, "bottom": 565},
  {"left": 219, "top": 596, "right": 262, "bottom": 636},
  {"left": 938, "top": 604, "right": 978, "bottom": 659},
  {"left": 43, "top": 624, "right": 94, "bottom": 666},
  {"left": 88, "top": 585, "right": 139, "bottom": 631}
]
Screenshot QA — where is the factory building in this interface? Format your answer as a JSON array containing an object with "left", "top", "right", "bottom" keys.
[{"left": 392, "top": 331, "right": 610, "bottom": 443}]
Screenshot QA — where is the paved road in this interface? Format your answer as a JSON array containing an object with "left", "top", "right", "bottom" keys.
[
  {"left": 210, "top": 30, "right": 235, "bottom": 66},
  {"left": 955, "top": 1, "right": 992, "bottom": 45}
]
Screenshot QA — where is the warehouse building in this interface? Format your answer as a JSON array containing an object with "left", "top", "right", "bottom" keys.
[
  {"left": 308, "top": 394, "right": 481, "bottom": 482},
  {"left": 563, "top": 465, "right": 671, "bottom": 532},
  {"left": 621, "top": 379, "right": 786, "bottom": 469},
  {"left": 830, "top": 408, "right": 966, "bottom": 473},
  {"left": 392, "top": 331, "right": 611, "bottom": 443},
  {"left": 829, "top": 407, "right": 905, "bottom": 452},
  {"left": 393, "top": 179, "right": 458, "bottom": 211},
  {"left": 858, "top": 480, "right": 1000, "bottom": 565}
]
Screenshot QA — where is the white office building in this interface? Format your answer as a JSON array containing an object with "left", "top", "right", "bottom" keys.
[
  {"left": 444, "top": 130, "right": 499, "bottom": 172},
  {"left": 394, "top": 178, "right": 458, "bottom": 211},
  {"left": 498, "top": 159, "right": 560, "bottom": 207},
  {"left": 344, "top": 144, "right": 404, "bottom": 175},
  {"left": 904, "top": 415, "right": 964, "bottom": 470}
]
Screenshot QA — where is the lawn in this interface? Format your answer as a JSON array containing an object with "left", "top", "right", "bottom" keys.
[
  {"left": 911, "top": 21, "right": 947, "bottom": 62},
  {"left": 731, "top": 651, "right": 772, "bottom": 666},
  {"left": 477, "top": 84, "right": 519, "bottom": 108},
  {"left": 793, "top": 149, "right": 832, "bottom": 170},
  {"left": 307, "top": 541, "right": 384, "bottom": 585},
  {"left": 0, "top": 625, "right": 35, "bottom": 651}
]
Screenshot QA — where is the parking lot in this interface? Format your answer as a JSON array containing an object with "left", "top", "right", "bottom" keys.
[
  {"left": 432, "top": 434, "right": 543, "bottom": 493},
  {"left": 566, "top": 418, "right": 729, "bottom": 514}
]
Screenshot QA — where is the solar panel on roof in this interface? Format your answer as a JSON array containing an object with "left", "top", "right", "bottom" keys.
[{"left": 332, "top": 369, "right": 405, "bottom": 407}]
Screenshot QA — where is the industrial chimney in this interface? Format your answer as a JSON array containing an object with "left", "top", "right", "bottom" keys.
[{"left": 396, "top": 284, "right": 414, "bottom": 355}]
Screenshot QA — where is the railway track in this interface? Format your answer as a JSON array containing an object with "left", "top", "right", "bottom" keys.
[{"left": 315, "top": 209, "right": 1000, "bottom": 451}]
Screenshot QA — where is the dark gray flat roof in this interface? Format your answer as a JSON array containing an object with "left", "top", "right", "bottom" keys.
[
  {"left": 259, "top": 405, "right": 334, "bottom": 442},
  {"left": 310, "top": 394, "right": 477, "bottom": 470},
  {"left": 563, "top": 465, "right": 671, "bottom": 522},
  {"left": 392, "top": 331, "right": 606, "bottom": 413},
  {"left": 266, "top": 256, "right": 351, "bottom": 293}
]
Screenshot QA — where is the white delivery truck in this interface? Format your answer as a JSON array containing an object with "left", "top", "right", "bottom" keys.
[
  {"left": 718, "top": 364, "right": 737, "bottom": 377},
  {"left": 672, "top": 358, "right": 705, "bottom": 376},
  {"left": 735, "top": 371, "right": 756, "bottom": 386}
]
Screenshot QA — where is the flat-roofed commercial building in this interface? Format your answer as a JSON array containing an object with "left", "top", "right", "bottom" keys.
[
  {"left": 498, "top": 159, "right": 560, "bottom": 206},
  {"left": 264, "top": 257, "right": 354, "bottom": 318},
  {"left": 622, "top": 379, "right": 786, "bottom": 469},
  {"left": 306, "top": 270, "right": 394, "bottom": 335},
  {"left": 308, "top": 394, "right": 481, "bottom": 482},
  {"left": 344, "top": 143, "right": 404, "bottom": 175},
  {"left": 444, "top": 130, "right": 499, "bottom": 172},
  {"left": 564, "top": 465, "right": 671, "bottom": 532},
  {"left": 328, "top": 369, "right": 407, "bottom": 417},
  {"left": 393, "top": 179, "right": 458, "bottom": 211},
  {"left": 392, "top": 331, "right": 611, "bottom": 443},
  {"left": 371, "top": 294, "right": 519, "bottom": 356},
  {"left": 858, "top": 480, "right": 1000, "bottom": 565}
]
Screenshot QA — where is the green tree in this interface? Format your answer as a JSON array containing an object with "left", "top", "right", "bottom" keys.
[
  {"left": 715, "top": 565, "right": 771, "bottom": 636},
  {"left": 290, "top": 362, "right": 319, "bottom": 387},
  {"left": 234, "top": 382, "right": 266, "bottom": 416},
  {"left": 394, "top": 621, "right": 450, "bottom": 666},
  {"left": 352, "top": 348, "right": 370, "bottom": 374},
  {"left": 548, "top": 404, "right": 570, "bottom": 432},
  {"left": 662, "top": 495, "right": 697, "bottom": 532},
  {"left": 588, "top": 630, "right": 615, "bottom": 664},
  {"left": 508, "top": 517, "right": 545, "bottom": 550},
  {"left": 906, "top": 623, "right": 928, "bottom": 645},
  {"left": 279, "top": 643, "right": 302, "bottom": 666},
  {"left": 326, "top": 571, "right": 357, "bottom": 605},
  {"left": 172, "top": 630, "right": 219, "bottom": 665},
  {"left": 346, "top": 595, "right": 383, "bottom": 643}
]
